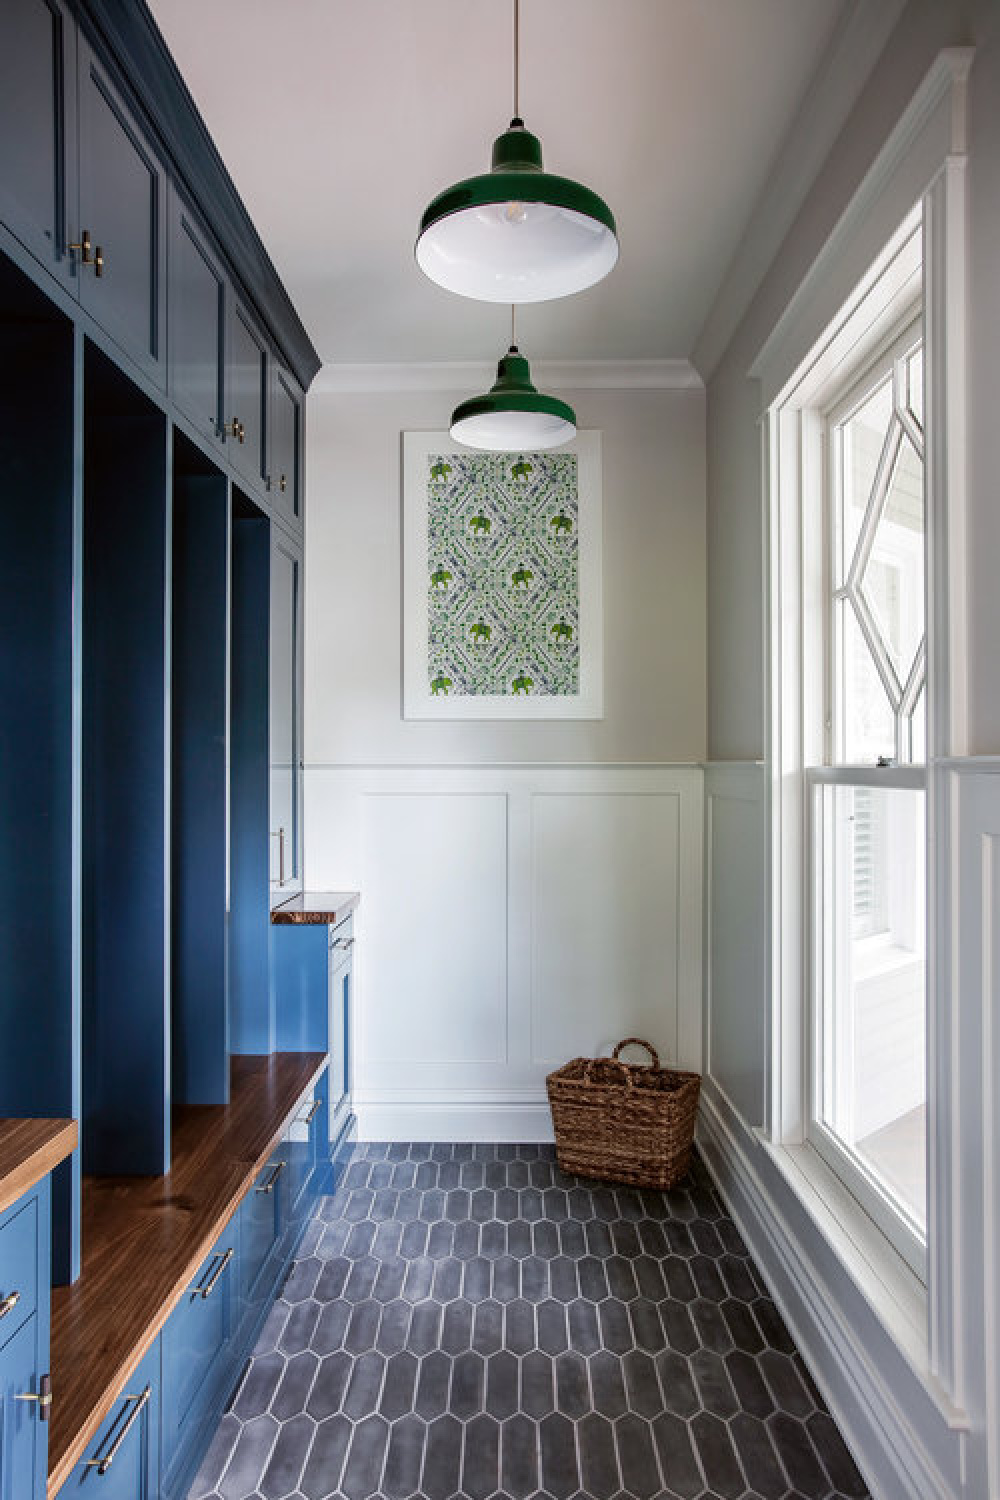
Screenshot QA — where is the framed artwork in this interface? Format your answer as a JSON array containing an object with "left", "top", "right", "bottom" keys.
[{"left": 402, "top": 431, "right": 603, "bottom": 719}]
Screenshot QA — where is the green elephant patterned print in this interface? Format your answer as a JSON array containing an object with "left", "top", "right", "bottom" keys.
[{"left": 425, "top": 450, "right": 578, "bottom": 698}]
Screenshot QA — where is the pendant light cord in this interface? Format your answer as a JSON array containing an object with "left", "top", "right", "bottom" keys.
[
  {"left": 511, "top": 305, "right": 516, "bottom": 351},
  {"left": 513, "top": 0, "right": 520, "bottom": 121}
]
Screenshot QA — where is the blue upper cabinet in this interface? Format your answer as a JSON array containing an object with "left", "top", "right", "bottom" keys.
[
  {"left": 270, "top": 362, "right": 303, "bottom": 530},
  {"left": 227, "top": 294, "right": 269, "bottom": 494},
  {"left": 77, "top": 37, "right": 167, "bottom": 386},
  {"left": 0, "top": 0, "right": 77, "bottom": 293},
  {"left": 168, "top": 194, "right": 226, "bottom": 449}
]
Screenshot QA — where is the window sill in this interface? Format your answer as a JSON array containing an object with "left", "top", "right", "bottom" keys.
[{"left": 752, "top": 1130, "right": 970, "bottom": 1433}]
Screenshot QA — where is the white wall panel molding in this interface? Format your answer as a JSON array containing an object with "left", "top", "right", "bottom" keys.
[
  {"left": 697, "top": 1082, "right": 965, "bottom": 1500},
  {"left": 306, "top": 764, "right": 703, "bottom": 1141}
]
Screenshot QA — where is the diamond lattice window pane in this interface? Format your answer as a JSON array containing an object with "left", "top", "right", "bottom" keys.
[
  {"left": 841, "top": 602, "right": 895, "bottom": 763},
  {"left": 859, "top": 432, "right": 924, "bottom": 689},
  {"left": 840, "top": 375, "right": 893, "bottom": 583}
]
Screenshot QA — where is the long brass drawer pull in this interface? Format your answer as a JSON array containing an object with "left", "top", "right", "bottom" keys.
[
  {"left": 14, "top": 1373, "right": 52, "bottom": 1421},
  {"left": 0, "top": 1290, "right": 20, "bottom": 1320},
  {"left": 256, "top": 1160, "right": 286, "bottom": 1195},
  {"left": 87, "top": 1385, "right": 150, "bottom": 1475},
  {"left": 200, "top": 1247, "right": 233, "bottom": 1300},
  {"left": 301, "top": 1098, "right": 322, "bottom": 1126}
]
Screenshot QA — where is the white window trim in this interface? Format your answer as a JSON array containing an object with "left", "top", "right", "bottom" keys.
[{"left": 753, "top": 47, "right": 972, "bottom": 1409}]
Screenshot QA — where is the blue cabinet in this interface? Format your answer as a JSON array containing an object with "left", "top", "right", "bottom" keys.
[
  {"left": 0, "top": 1180, "right": 50, "bottom": 1500},
  {"left": 161, "top": 1231, "right": 237, "bottom": 1495},
  {"left": 329, "top": 919, "right": 354, "bottom": 1146},
  {"left": 270, "top": 531, "right": 303, "bottom": 900},
  {"left": 269, "top": 363, "right": 303, "bottom": 529},
  {"left": 0, "top": 0, "right": 76, "bottom": 292},
  {"left": 227, "top": 295, "right": 268, "bottom": 492},
  {"left": 168, "top": 195, "right": 225, "bottom": 448},
  {"left": 63, "top": 1340, "right": 159, "bottom": 1499}
]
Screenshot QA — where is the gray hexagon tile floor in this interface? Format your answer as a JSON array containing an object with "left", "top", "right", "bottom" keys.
[{"left": 188, "top": 1144, "right": 870, "bottom": 1500}]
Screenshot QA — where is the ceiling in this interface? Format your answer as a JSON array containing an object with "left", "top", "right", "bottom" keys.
[{"left": 149, "top": 0, "right": 847, "bottom": 368}]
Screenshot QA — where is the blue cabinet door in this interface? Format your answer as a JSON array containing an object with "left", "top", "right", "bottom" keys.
[
  {"left": 161, "top": 1230, "right": 237, "bottom": 1486},
  {"left": 227, "top": 296, "right": 268, "bottom": 491},
  {"left": 269, "top": 363, "right": 302, "bottom": 528},
  {"left": 0, "top": 1316, "right": 45, "bottom": 1500},
  {"left": 269, "top": 531, "right": 302, "bottom": 899},
  {"left": 62, "top": 1339, "right": 159, "bottom": 1498},
  {"left": 0, "top": 0, "right": 77, "bottom": 291},
  {"left": 77, "top": 39, "right": 167, "bottom": 385},
  {"left": 329, "top": 925, "right": 353, "bottom": 1144},
  {"left": 168, "top": 194, "right": 225, "bottom": 447},
  {"left": 239, "top": 1156, "right": 287, "bottom": 1323}
]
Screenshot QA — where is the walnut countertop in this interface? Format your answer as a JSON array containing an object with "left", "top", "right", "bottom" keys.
[
  {"left": 0, "top": 1118, "right": 78, "bottom": 1217},
  {"left": 270, "top": 890, "right": 360, "bottom": 925}
]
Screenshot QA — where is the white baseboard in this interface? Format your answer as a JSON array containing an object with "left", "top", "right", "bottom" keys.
[
  {"left": 696, "top": 1085, "right": 959, "bottom": 1500},
  {"left": 354, "top": 1090, "right": 555, "bottom": 1143}
]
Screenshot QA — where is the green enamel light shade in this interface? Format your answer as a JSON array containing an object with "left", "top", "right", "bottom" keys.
[
  {"left": 417, "top": 121, "right": 619, "bottom": 303},
  {"left": 450, "top": 346, "right": 576, "bottom": 450}
]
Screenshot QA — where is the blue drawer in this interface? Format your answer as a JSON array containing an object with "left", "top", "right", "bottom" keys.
[
  {"left": 0, "top": 1193, "right": 40, "bottom": 1346},
  {"left": 61, "top": 1339, "right": 159, "bottom": 1498},
  {"left": 284, "top": 1073, "right": 327, "bottom": 1215},
  {"left": 161, "top": 1225, "right": 237, "bottom": 1486},
  {"left": 240, "top": 1155, "right": 287, "bottom": 1314}
]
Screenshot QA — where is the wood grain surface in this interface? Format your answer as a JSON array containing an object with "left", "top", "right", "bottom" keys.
[
  {"left": 47, "top": 1051, "right": 326, "bottom": 1495},
  {"left": 0, "top": 1119, "right": 78, "bottom": 1217},
  {"left": 270, "top": 890, "right": 360, "bottom": 925}
]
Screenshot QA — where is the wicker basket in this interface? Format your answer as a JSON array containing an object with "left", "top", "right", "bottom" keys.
[{"left": 546, "top": 1038, "right": 701, "bottom": 1190}]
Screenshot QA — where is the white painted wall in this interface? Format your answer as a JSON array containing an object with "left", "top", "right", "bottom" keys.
[
  {"left": 699, "top": 4, "right": 1000, "bottom": 1499},
  {"left": 303, "top": 378, "right": 707, "bottom": 1139}
]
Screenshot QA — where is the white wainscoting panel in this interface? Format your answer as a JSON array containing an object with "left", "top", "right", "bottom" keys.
[
  {"left": 704, "top": 763, "right": 768, "bottom": 1129},
  {"left": 305, "top": 765, "right": 703, "bottom": 1140}
]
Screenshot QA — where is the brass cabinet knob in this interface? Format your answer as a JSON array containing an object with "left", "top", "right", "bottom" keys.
[{"left": 69, "top": 230, "right": 94, "bottom": 265}]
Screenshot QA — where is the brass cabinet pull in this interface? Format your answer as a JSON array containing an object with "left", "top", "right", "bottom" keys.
[
  {"left": 256, "top": 1160, "right": 286, "bottom": 1195},
  {"left": 300, "top": 1098, "right": 321, "bottom": 1126},
  {"left": 279, "top": 474, "right": 288, "bottom": 493},
  {"left": 69, "top": 230, "right": 93, "bottom": 265},
  {"left": 224, "top": 418, "right": 245, "bottom": 443},
  {"left": 14, "top": 1373, "right": 52, "bottom": 1422},
  {"left": 199, "top": 1246, "right": 233, "bottom": 1300},
  {"left": 0, "top": 1290, "right": 21, "bottom": 1321},
  {"left": 95, "top": 245, "right": 105, "bottom": 278},
  {"left": 86, "top": 1385, "right": 150, "bottom": 1475},
  {"left": 333, "top": 936, "right": 355, "bottom": 952}
]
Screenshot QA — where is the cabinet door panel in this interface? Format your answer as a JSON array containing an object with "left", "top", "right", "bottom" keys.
[
  {"left": 64, "top": 1339, "right": 159, "bottom": 1498},
  {"left": 269, "top": 533, "right": 301, "bottom": 897},
  {"left": 227, "top": 299, "right": 267, "bottom": 490},
  {"left": 0, "top": 0, "right": 75, "bottom": 290},
  {"left": 270, "top": 365, "right": 301, "bottom": 527},
  {"left": 0, "top": 1316, "right": 45, "bottom": 1500},
  {"left": 161, "top": 1231, "right": 236, "bottom": 1477},
  {"left": 78, "top": 43, "right": 166, "bottom": 384},
  {"left": 168, "top": 197, "right": 224, "bottom": 445}
]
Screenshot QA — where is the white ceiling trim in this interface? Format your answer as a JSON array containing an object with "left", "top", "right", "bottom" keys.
[
  {"left": 692, "top": 0, "right": 908, "bottom": 382},
  {"left": 311, "top": 359, "right": 703, "bottom": 396}
]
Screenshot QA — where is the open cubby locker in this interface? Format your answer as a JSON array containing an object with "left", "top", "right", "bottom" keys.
[
  {"left": 171, "top": 432, "right": 229, "bottom": 1106},
  {"left": 0, "top": 253, "right": 79, "bottom": 1281},
  {"left": 81, "top": 341, "right": 170, "bottom": 1178},
  {"left": 229, "top": 487, "right": 272, "bottom": 1055}
]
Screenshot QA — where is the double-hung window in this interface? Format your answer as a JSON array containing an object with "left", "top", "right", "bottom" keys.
[{"left": 808, "top": 309, "right": 927, "bottom": 1276}]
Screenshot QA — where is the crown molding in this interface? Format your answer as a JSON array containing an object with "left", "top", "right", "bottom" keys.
[
  {"left": 310, "top": 358, "right": 702, "bottom": 396},
  {"left": 692, "top": 0, "right": 908, "bottom": 383}
]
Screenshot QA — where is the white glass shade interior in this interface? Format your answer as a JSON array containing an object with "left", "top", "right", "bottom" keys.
[
  {"left": 450, "top": 408, "right": 576, "bottom": 451},
  {"left": 417, "top": 200, "right": 619, "bottom": 303}
]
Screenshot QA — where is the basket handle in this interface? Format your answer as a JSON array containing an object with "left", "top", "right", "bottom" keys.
[{"left": 611, "top": 1037, "right": 660, "bottom": 1069}]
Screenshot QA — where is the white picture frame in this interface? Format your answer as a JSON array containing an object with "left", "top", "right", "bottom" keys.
[{"left": 402, "top": 430, "right": 604, "bottom": 719}]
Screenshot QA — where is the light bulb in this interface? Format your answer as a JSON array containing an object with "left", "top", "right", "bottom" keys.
[{"left": 504, "top": 201, "right": 528, "bottom": 225}]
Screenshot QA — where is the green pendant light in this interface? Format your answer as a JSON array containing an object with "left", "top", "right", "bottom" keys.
[
  {"left": 451, "top": 310, "right": 576, "bottom": 451},
  {"left": 417, "top": 0, "right": 618, "bottom": 304}
]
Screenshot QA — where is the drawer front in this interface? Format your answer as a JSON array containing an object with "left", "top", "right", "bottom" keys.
[
  {"left": 239, "top": 1157, "right": 286, "bottom": 1308},
  {"left": 284, "top": 1076, "right": 326, "bottom": 1213},
  {"left": 0, "top": 1196, "right": 39, "bottom": 1346},
  {"left": 63, "top": 1339, "right": 159, "bottom": 1498},
  {"left": 0, "top": 1314, "right": 45, "bottom": 1500},
  {"left": 161, "top": 1229, "right": 236, "bottom": 1469}
]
